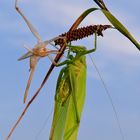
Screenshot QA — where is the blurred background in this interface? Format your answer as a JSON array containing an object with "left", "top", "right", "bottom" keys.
[{"left": 0, "top": 0, "right": 140, "bottom": 140}]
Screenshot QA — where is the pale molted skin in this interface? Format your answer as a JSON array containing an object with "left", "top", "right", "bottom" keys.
[
  {"left": 33, "top": 42, "right": 47, "bottom": 57},
  {"left": 15, "top": 0, "right": 62, "bottom": 103},
  {"left": 24, "top": 42, "right": 55, "bottom": 103}
]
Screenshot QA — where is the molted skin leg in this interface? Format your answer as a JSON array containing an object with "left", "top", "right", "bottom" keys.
[
  {"left": 15, "top": 0, "right": 42, "bottom": 42},
  {"left": 23, "top": 55, "right": 39, "bottom": 103}
]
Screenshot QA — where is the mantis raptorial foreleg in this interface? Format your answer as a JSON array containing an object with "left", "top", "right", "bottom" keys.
[
  {"left": 69, "top": 32, "right": 97, "bottom": 56},
  {"left": 56, "top": 33, "right": 97, "bottom": 67}
]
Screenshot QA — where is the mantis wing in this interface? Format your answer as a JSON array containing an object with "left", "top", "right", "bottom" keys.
[
  {"left": 49, "top": 67, "right": 70, "bottom": 140},
  {"left": 50, "top": 55, "right": 86, "bottom": 140}
]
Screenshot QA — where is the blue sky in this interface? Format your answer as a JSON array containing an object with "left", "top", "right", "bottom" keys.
[{"left": 0, "top": 0, "right": 140, "bottom": 140}]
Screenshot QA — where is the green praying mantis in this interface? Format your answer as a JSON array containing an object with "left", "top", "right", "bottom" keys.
[
  {"left": 50, "top": 47, "right": 87, "bottom": 140},
  {"left": 49, "top": 41, "right": 98, "bottom": 140}
]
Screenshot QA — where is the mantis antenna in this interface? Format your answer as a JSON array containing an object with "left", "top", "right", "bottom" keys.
[{"left": 89, "top": 34, "right": 125, "bottom": 140}]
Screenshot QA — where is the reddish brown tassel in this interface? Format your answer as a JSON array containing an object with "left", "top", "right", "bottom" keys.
[{"left": 55, "top": 24, "right": 112, "bottom": 45}]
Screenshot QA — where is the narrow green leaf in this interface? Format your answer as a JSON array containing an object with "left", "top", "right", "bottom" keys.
[{"left": 101, "top": 9, "right": 140, "bottom": 50}]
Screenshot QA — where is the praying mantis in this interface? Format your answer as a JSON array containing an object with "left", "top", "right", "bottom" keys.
[
  {"left": 50, "top": 47, "right": 87, "bottom": 140},
  {"left": 49, "top": 40, "right": 98, "bottom": 140},
  {"left": 15, "top": 0, "right": 64, "bottom": 103}
]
